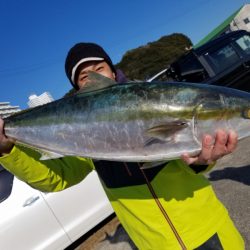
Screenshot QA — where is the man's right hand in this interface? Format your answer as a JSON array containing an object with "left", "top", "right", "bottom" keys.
[{"left": 0, "top": 118, "right": 14, "bottom": 155}]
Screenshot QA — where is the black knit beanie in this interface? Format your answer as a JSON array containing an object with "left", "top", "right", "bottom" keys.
[{"left": 65, "top": 43, "right": 116, "bottom": 89}]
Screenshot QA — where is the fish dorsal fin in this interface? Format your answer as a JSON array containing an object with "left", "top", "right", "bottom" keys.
[{"left": 78, "top": 72, "right": 117, "bottom": 93}]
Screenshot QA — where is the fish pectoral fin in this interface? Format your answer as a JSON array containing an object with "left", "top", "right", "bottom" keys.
[
  {"left": 141, "top": 161, "right": 168, "bottom": 169},
  {"left": 39, "top": 150, "right": 64, "bottom": 160},
  {"left": 77, "top": 71, "right": 117, "bottom": 93},
  {"left": 145, "top": 120, "right": 188, "bottom": 142}
]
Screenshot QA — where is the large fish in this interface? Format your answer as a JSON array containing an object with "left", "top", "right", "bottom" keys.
[{"left": 4, "top": 73, "right": 250, "bottom": 162}]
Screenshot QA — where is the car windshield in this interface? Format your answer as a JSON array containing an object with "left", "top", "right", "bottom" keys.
[{"left": 205, "top": 44, "right": 240, "bottom": 74}]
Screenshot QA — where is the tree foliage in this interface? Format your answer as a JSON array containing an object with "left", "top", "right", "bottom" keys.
[{"left": 115, "top": 33, "right": 192, "bottom": 80}]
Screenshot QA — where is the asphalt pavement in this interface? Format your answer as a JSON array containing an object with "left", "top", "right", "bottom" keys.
[{"left": 76, "top": 137, "right": 250, "bottom": 250}]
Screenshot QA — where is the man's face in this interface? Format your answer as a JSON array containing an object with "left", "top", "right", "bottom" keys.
[{"left": 76, "top": 61, "right": 115, "bottom": 89}]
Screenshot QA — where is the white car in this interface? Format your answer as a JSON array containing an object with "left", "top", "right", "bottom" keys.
[{"left": 0, "top": 165, "right": 113, "bottom": 250}]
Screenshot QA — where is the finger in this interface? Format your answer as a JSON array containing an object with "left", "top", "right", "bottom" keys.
[
  {"left": 212, "top": 129, "right": 228, "bottom": 158},
  {"left": 198, "top": 134, "right": 214, "bottom": 163},
  {"left": 226, "top": 130, "right": 238, "bottom": 153},
  {"left": 181, "top": 153, "right": 198, "bottom": 165},
  {"left": 0, "top": 118, "right": 3, "bottom": 131},
  {"left": 0, "top": 119, "right": 13, "bottom": 142},
  {"left": 0, "top": 119, "right": 5, "bottom": 139}
]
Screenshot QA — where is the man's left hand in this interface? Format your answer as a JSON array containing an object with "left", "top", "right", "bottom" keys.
[{"left": 181, "top": 129, "right": 238, "bottom": 165}]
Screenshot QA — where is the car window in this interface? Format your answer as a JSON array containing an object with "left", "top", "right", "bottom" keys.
[
  {"left": 0, "top": 165, "right": 14, "bottom": 203},
  {"left": 205, "top": 45, "right": 240, "bottom": 74},
  {"left": 172, "top": 53, "right": 208, "bottom": 82},
  {"left": 235, "top": 35, "right": 250, "bottom": 54}
]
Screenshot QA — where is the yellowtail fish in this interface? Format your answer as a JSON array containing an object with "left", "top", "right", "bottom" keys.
[{"left": 4, "top": 72, "right": 250, "bottom": 162}]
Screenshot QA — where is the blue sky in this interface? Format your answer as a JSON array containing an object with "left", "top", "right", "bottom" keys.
[{"left": 0, "top": 0, "right": 247, "bottom": 109}]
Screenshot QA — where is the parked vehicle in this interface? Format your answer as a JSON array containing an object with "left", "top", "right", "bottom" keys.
[
  {"left": 0, "top": 165, "right": 113, "bottom": 250},
  {"left": 149, "top": 30, "right": 250, "bottom": 92}
]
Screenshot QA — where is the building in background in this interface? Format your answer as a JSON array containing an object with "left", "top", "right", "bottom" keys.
[
  {"left": 0, "top": 102, "right": 21, "bottom": 118},
  {"left": 28, "top": 92, "right": 54, "bottom": 108},
  {"left": 230, "top": 4, "right": 250, "bottom": 32},
  {"left": 195, "top": 4, "right": 250, "bottom": 48}
]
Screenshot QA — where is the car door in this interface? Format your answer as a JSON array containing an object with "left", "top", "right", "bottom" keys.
[
  {"left": 41, "top": 171, "right": 114, "bottom": 242},
  {"left": 0, "top": 167, "right": 71, "bottom": 250}
]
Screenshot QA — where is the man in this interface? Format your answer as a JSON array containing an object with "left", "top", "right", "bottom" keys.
[{"left": 0, "top": 43, "right": 244, "bottom": 249}]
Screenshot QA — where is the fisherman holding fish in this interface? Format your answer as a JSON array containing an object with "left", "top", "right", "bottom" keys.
[{"left": 0, "top": 43, "right": 244, "bottom": 249}]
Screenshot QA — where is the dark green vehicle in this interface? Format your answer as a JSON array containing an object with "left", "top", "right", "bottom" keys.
[{"left": 150, "top": 30, "right": 250, "bottom": 92}]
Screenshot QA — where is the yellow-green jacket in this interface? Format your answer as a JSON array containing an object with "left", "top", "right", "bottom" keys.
[{"left": 0, "top": 145, "right": 229, "bottom": 249}]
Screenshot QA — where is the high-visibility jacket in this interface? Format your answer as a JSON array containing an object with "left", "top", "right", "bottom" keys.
[{"left": 0, "top": 145, "right": 236, "bottom": 249}]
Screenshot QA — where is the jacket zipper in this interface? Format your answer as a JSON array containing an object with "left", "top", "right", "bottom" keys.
[{"left": 139, "top": 165, "right": 187, "bottom": 250}]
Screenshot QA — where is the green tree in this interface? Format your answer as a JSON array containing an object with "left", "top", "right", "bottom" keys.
[{"left": 116, "top": 33, "right": 192, "bottom": 80}]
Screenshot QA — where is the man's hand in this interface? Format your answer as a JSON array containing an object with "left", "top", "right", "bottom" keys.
[
  {"left": 0, "top": 118, "right": 14, "bottom": 155},
  {"left": 181, "top": 129, "right": 238, "bottom": 165}
]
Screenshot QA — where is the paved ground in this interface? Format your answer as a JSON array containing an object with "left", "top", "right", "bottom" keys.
[{"left": 73, "top": 137, "right": 250, "bottom": 250}]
